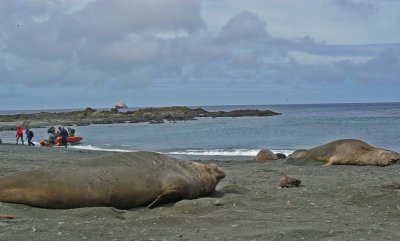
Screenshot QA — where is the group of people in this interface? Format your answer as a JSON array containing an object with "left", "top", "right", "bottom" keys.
[
  {"left": 46, "top": 126, "right": 75, "bottom": 147},
  {"left": 15, "top": 126, "right": 35, "bottom": 146},
  {"left": 15, "top": 126, "right": 76, "bottom": 148}
]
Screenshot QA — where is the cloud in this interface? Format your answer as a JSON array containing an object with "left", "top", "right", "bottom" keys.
[
  {"left": 217, "top": 11, "right": 269, "bottom": 42},
  {"left": 0, "top": 1, "right": 399, "bottom": 109},
  {"left": 331, "top": 0, "right": 378, "bottom": 18},
  {"left": 67, "top": 0, "right": 204, "bottom": 40}
]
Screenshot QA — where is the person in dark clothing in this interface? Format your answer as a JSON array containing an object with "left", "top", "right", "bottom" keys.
[
  {"left": 67, "top": 127, "right": 75, "bottom": 137},
  {"left": 58, "top": 127, "right": 68, "bottom": 147},
  {"left": 46, "top": 126, "right": 56, "bottom": 145},
  {"left": 48, "top": 126, "right": 56, "bottom": 135},
  {"left": 25, "top": 128, "right": 35, "bottom": 146}
]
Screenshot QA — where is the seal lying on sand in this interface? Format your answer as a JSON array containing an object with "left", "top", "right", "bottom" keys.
[
  {"left": 255, "top": 149, "right": 278, "bottom": 161},
  {"left": 0, "top": 152, "right": 225, "bottom": 209},
  {"left": 279, "top": 173, "right": 302, "bottom": 188},
  {"left": 288, "top": 139, "right": 400, "bottom": 166}
]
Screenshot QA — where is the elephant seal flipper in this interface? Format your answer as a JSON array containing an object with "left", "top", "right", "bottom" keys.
[
  {"left": 148, "top": 188, "right": 184, "bottom": 208},
  {"left": 147, "top": 177, "right": 188, "bottom": 208},
  {"left": 322, "top": 156, "right": 336, "bottom": 166}
]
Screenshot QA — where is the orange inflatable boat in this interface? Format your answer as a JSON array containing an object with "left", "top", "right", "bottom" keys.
[
  {"left": 39, "top": 136, "right": 83, "bottom": 146},
  {"left": 64, "top": 136, "right": 83, "bottom": 143}
]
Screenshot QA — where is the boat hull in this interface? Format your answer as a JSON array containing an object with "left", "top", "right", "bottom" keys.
[{"left": 39, "top": 136, "right": 83, "bottom": 146}]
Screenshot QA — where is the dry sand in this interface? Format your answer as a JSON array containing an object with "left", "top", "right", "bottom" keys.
[{"left": 0, "top": 144, "right": 399, "bottom": 241}]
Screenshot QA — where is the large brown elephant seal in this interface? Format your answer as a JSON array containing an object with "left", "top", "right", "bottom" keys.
[
  {"left": 0, "top": 152, "right": 225, "bottom": 209},
  {"left": 288, "top": 139, "right": 400, "bottom": 166},
  {"left": 255, "top": 149, "right": 278, "bottom": 161}
]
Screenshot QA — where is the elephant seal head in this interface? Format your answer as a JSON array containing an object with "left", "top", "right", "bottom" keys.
[
  {"left": 377, "top": 150, "right": 400, "bottom": 166},
  {"left": 288, "top": 150, "right": 309, "bottom": 159},
  {"left": 191, "top": 162, "right": 225, "bottom": 195}
]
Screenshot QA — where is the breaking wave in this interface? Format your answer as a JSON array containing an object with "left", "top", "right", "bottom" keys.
[
  {"left": 69, "top": 145, "right": 135, "bottom": 152},
  {"left": 166, "top": 148, "right": 294, "bottom": 156},
  {"left": 69, "top": 146, "right": 294, "bottom": 156}
]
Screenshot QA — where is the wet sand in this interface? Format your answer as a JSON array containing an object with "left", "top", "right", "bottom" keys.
[{"left": 0, "top": 144, "right": 399, "bottom": 241}]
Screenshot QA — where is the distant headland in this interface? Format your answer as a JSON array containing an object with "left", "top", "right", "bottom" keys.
[{"left": 0, "top": 106, "right": 280, "bottom": 131}]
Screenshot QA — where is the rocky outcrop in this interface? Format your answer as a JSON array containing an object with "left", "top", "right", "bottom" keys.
[
  {"left": 0, "top": 106, "right": 281, "bottom": 131},
  {"left": 203, "top": 109, "right": 280, "bottom": 118}
]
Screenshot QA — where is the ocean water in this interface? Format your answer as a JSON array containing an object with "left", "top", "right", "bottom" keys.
[{"left": 1, "top": 102, "right": 399, "bottom": 160}]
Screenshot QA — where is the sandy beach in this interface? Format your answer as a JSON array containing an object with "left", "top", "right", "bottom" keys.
[{"left": 0, "top": 144, "right": 399, "bottom": 241}]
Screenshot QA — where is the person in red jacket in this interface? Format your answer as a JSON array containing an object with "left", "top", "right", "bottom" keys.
[{"left": 16, "top": 126, "right": 24, "bottom": 145}]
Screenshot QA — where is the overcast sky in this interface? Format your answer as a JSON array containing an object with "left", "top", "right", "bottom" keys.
[{"left": 1, "top": 0, "right": 399, "bottom": 110}]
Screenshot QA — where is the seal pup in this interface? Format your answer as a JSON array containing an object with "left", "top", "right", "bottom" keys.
[
  {"left": 288, "top": 139, "right": 400, "bottom": 166},
  {"left": 275, "top": 153, "right": 287, "bottom": 159},
  {"left": 0, "top": 152, "right": 225, "bottom": 209},
  {"left": 279, "top": 173, "right": 302, "bottom": 188}
]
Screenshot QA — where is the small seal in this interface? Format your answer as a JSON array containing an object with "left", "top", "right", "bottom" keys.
[
  {"left": 279, "top": 173, "right": 302, "bottom": 188},
  {"left": 0, "top": 152, "right": 225, "bottom": 209}
]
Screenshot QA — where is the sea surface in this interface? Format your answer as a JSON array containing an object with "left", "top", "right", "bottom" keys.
[{"left": 1, "top": 102, "right": 400, "bottom": 160}]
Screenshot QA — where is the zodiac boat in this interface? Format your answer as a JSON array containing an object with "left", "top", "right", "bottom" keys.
[{"left": 39, "top": 136, "right": 83, "bottom": 146}]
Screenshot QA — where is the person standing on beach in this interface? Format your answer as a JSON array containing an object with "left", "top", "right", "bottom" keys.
[
  {"left": 58, "top": 127, "right": 68, "bottom": 147},
  {"left": 26, "top": 128, "right": 35, "bottom": 147},
  {"left": 15, "top": 127, "right": 24, "bottom": 145},
  {"left": 67, "top": 127, "right": 75, "bottom": 137},
  {"left": 47, "top": 126, "right": 56, "bottom": 145}
]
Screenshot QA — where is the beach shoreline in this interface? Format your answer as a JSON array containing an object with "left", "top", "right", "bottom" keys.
[{"left": 0, "top": 144, "right": 399, "bottom": 240}]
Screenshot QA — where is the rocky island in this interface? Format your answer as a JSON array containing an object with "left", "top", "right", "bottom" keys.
[{"left": 0, "top": 106, "right": 280, "bottom": 131}]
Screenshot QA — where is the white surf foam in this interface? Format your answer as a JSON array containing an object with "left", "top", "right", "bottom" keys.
[
  {"left": 166, "top": 149, "right": 294, "bottom": 156},
  {"left": 4, "top": 142, "right": 294, "bottom": 157},
  {"left": 69, "top": 145, "right": 135, "bottom": 152},
  {"left": 68, "top": 146, "right": 295, "bottom": 156}
]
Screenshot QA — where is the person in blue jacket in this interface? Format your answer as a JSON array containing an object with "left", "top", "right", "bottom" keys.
[
  {"left": 25, "top": 128, "right": 35, "bottom": 146},
  {"left": 58, "top": 127, "right": 68, "bottom": 147}
]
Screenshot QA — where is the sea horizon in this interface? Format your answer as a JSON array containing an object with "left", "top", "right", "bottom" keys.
[{"left": 1, "top": 101, "right": 399, "bottom": 115}]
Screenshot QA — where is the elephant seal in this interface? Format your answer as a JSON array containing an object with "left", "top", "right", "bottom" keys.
[
  {"left": 255, "top": 149, "right": 278, "bottom": 161},
  {"left": 288, "top": 139, "right": 400, "bottom": 166},
  {"left": 0, "top": 152, "right": 225, "bottom": 209}
]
